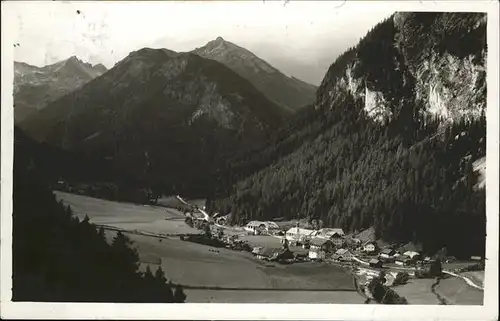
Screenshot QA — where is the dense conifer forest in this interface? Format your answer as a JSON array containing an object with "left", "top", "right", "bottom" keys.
[
  {"left": 13, "top": 146, "right": 186, "bottom": 302},
  {"left": 207, "top": 13, "right": 487, "bottom": 259}
]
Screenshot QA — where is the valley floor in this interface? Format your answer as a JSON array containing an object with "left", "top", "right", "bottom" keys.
[
  {"left": 55, "top": 191, "right": 484, "bottom": 305},
  {"left": 56, "top": 192, "right": 360, "bottom": 303}
]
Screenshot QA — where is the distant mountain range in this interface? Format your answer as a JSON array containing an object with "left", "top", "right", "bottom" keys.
[
  {"left": 19, "top": 47, "right": 288, "bottom": 196},
  {"left": 14, "top": 56, "right": 107, "bottom": 122},
  {"left": 14, "top": 37, "right": 317, "bottom": 123},
  {"left": 193, "top": 37, "right": 317, "bottom": 112}
]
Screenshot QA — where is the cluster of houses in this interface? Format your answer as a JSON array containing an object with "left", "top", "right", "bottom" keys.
[
  {"left": 244, "top": 221, "right": 281, "bottom": 235},
  {"left": 360, "top": 241, "right": 431, "bottom": 268},
  {"left": 283, "top": 227, "right": 356, "bottom": 261},
  {"left": 276, "top": 225, "right": 433, "bottom": 268}
]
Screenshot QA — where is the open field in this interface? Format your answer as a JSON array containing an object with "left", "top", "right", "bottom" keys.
[
  {"left": 104, "top": 230, "right": 355, "bottom": 291},
  {"left": 184, "top": 289, "right": 363, "bottom": 303},
  {"left": 443, "top": 261, "right": 482, "bottom": 271},
  {"left": 435, "top": 275, "right": 484, "bottom": 305},
  {"left": 55, "top": 191, "right": 199, "bottom": 235},
  {"left": 55, "top": 192, "right": 484, "bottom": 304},
  {"left": 56, "top": 192, "right": 360, "bottom": 303},
  {"left": 392, "top": 278, "right": 441, "bottom": 304}
]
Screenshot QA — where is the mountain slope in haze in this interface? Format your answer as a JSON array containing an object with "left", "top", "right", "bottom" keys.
[
  {"left": 14, "top": 125, "right": 152, "bottom": 203},
  {"left": 14, "top": 57, "right": 107, "bottom": 122},
  {"left": 20, "top": 48, "right": 287, "bottom": 197},
  {"left": 209, "top": 12, "right": 487, "bottom": 259},
  {"left": 193, "top": 37, "right": 317, "bottom": 112}
]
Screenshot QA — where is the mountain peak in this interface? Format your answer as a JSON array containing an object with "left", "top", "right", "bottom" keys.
[{"left": 192, "top": 37, "right": 316, "bottom": 112}]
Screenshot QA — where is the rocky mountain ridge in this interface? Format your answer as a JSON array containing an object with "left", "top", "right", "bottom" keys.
[
  {"left": 193, "top": 37, "right": 317, "bottom": 112},
  {"left": 315, "top": 12, "right": 486, "bottom": 124},
  {"left": 14, "top": 56, "right": 107, "bottom": 122}
]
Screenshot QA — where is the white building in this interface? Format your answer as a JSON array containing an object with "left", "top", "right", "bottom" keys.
[
  {"left": 335, "top": 248, "right": 353, "bottom": 261},
  {"left": 285, "top": 227, "right": 315, "bottom": 243},
  {"left": 244, "top": 221, "right": 281, "bottom": 235},
  {"left": 403, "top": 251, "right": 420, "bottom": 259},
  {"left": 363, "top": 241, "right": 377, "bottom": 253}
]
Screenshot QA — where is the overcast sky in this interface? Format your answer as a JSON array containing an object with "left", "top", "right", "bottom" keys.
[{"left": 10, "top": 1, "right": 394, "bottom": 85}]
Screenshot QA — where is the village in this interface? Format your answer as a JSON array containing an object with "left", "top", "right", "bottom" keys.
[
  {"left": 50, "top": 191, "right": 485, "bottom": 304},
  {"left": 172, "top": 196, "right": 485, "bottom": 303}
]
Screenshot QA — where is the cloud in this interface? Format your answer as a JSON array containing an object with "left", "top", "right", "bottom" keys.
[{"left": 10, "top": 1, "right": 393, "bottom": 84}]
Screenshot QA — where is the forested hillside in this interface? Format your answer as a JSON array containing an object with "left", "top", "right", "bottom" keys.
[
  {"left": 13, "top": 137, "right": 186, "bottom": 302},
  {"left": 208, "top": 12, "right": 487, "bottom": 259}
]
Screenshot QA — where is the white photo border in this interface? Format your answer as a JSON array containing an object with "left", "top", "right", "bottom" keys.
[{"left": 1, "top": 1, "right": 498, "bottom": 320}]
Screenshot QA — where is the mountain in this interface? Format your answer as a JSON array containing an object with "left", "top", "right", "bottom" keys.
[
  {"left": 193, "top": 37, "right": 317, "bottom": 112},
  {"left": 208, "top": 12, "right": 487, "bottom": 259},
  {"left": 14, "top": 56, "right": 107, "bottom": 122},
  {"left": 19, "top": 48, "right": 287, "bottom": 197}
]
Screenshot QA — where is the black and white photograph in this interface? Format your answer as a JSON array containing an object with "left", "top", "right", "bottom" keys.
[{"left": 1, "top": 1, "right": 498, "bottom": 320}]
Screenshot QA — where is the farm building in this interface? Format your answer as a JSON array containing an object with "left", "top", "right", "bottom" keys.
[
  {"left": 330, "top": 233, "right": 344, "bottom": 247},
  {"left": 395, "top": 255, "right": 413, "bottom": 266},
  {"left": 310, "top": 228, "right": 344, "bottom": 246},
  {"left": 285, "top": 227, "right": 315, "bottom": 244},
  {"left": 379, "top": 248, "right": 397, "bottom": 259},
  {"left": 308, "top": 239, "right": 334, "bottom": 260},
  {"left": 313, "top": 228, "right": 344, "bottom": 239},
  {"left": 335, "top": 248, "right": 353, "bottom": 261},
  {"left": 245, "top": 221, "right": 281, "bottom": 235},
  {"left": 363, "top": 241, "right": 377, "bottom": 253},
  {"left": 350, "top": 238, "right": 362, "bottom": 246},
  {"left": 253, "top": 247, "right": 278, "bottom": 260},
  {"left": 343, "top": 236, "right": 362, "bottom": 250},
  {"left": 254, "top": 247, "right": 294, "bottom": 262},
  {"left": 403, "top": 251, "right": 421, "bottom": 260},
  {"left": 214, "top": 213, "right": 231, "bottom": 225},
  {"left": 399, "top": 242, "right": 423, "bottom": 255},
  {"left": 369, "top": 259, "right": 383, "bottom": 268}
]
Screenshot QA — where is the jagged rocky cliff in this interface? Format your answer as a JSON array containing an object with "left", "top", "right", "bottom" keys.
[
  {"left": 14, "top": 57, "right": 107, "bottom": 122},
  {"left": 315, "top": 12, "right": 486, "bottom": 123}
]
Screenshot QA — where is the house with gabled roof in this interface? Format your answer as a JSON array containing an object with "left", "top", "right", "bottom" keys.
[
  {"left": 369, "top": 258, "right": 383, "bottom": 268},
  {"left": 363, "top": 241, "right": 377, "bottom": 253},
  {"left": 286, "top": 227, "right": 315, "bottom": 244},
  {"left": 395, "top": 255, "right": 413, "bottom": 266},
  {"left": 309, "top": 238, "right": 334, "bottom": 260},
  {"left": 335, "top": 248, "right": 353, "bottom": 261}
]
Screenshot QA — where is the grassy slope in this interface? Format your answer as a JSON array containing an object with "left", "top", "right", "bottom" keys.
[{"left": 55, "top": 193, "right": 355, "bottom": 295}]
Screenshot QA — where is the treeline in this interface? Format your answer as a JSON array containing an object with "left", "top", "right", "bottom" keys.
[
  {"left": 207, "top": 13, "right": 487, "bottom": 259},
  {"left": 14, "top": 125, "right": 162, "bottom": 204},
  {"left": 13, "top": 150, "right": 186, "bottom": 302}
]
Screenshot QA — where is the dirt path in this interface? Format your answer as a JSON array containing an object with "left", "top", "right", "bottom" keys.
[
  {"left": 443, "top": 270, "right": 484, "bottom": 290},
  {"left": 431, "top": 276, "right": 448, "bottom": 305}
]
